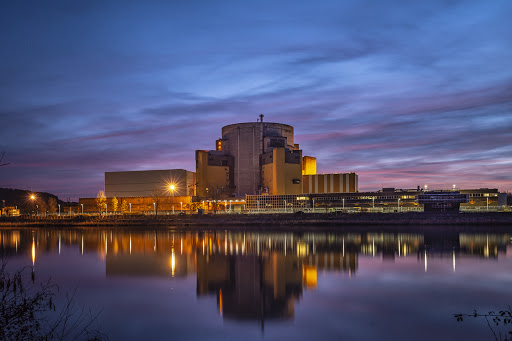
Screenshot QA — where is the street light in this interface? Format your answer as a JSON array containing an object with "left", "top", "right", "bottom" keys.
[
  {"left": 58, "top": 204, "right": 60, "bottom": 216},
  {"left": 105, "top": 203, "right": 107, "bottom": 215},
  {"left": 284, "top": 200, "right": 286, "bottom": 212},
  {"left": 36, "top": 204, "right": 38, "bottom": 217},
  {"left": 129, "top": 203, "right": 131, "bottom": 213},
  {"left": 372, "top": 197, "right": 375, "bottom": 209},
  {"left": 229, "top": 200, "right": 232, "bottom": 212},
  {"left": 81, "top": 204, "right": 83, "bottom": 215},
  {"left": 398, "top": 198, "right": 401, "bottom": 212},
  {"left": 343, "top": 198, "right": 345, "bottom": 210},
  {"left": 169, "top": 184, "right": 176, "bottom": 214},
  {"left": 180, "top": 201, "right": 183, "bottom": 213},
  {"left": 224, "top": 200, "right": 227, "bottom": 212},
  {"left": 153, "top": 202, "right": 156, "bottom": 215}
]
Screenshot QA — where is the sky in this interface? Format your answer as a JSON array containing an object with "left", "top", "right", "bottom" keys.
[{"left": 1, "top": 0, "right": 511, "bottom": 201}]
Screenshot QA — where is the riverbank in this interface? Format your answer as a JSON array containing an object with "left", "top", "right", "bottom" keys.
[{"left": 1, "top": 212, "right": 511, "bottom": 230}]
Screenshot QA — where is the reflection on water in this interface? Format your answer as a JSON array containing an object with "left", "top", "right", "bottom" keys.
[{"left": 1, "top": 228, "right": 510, "bottom": 325}]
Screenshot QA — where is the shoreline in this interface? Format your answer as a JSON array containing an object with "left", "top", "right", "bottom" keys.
[{"left": 1, "top": 212, "right": 511, "bottom": 232}]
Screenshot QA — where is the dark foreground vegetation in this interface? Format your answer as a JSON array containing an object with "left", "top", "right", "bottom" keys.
[{"left": 0, "top": 261, "right": 107, "bottom": 340}]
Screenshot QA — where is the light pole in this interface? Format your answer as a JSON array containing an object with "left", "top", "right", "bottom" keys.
[
  {"left": 398, "top": 198, "right": 401, "bottom": 212},
  {"left": 229, "top": 200, "right": 232, "bottom": 212},
  {"left": 343, "top": 198, "right": 345, "bottom": 210},
  {"left": 105, "top": 203, "right": 107, "bottom": 215},
  {"left": 81, "top": 204, "right": 84, "bottom": 215},
  {"left": 169, "top": 184, "right": 176, "bottom": 214},
  {"left": 372, "top": 197, "right": 375, "bottom": 209},
  {"left": 202, "top": 200, "right": 205, "bottom": 209},
  {"left": 58, "top": 204, "right": 60, "bottom": 216},
  {"left": 224, "top": 200, "right": 227, "bottom": 212},
  {"left": 36, "top": 204, "right": 38, "bottom": 217},
  {"left": 284, "top": 200, "right": 286, "bottom": 212},
  {"left": 153, "top": 202, "right": 156, "bottom": 215},
  {"left": 487, "top": 197, "right": 489, "bottom": 211},
  {"left": 180, "top": 202, "right": 183, "bottom": 213}
]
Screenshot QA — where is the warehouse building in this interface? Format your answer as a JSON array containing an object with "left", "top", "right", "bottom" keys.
[{"left": 105, "top": 169, "right": 195, "bottom": 198}]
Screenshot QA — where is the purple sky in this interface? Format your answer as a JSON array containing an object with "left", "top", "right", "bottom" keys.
[{"left": 1, "top": 0, "right": 511, "bottom": 200}]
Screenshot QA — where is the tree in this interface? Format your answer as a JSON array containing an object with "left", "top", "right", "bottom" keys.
[
  {"left": 112, "top": 197, "right": 118, "bottom": 214},
  {"left": 455, "top": 308, "right": 512, "bottom": 341},
  {"left": 96, "top": 191, "right": 106, "bottom": 215},
  {"left": 205, "top": 184, "right": 229, "bottom": 213},
  {"left": 121, "top": 199, "right": 128, "bottom": 213},
  {"left": 48, "top": 197, "right": 58, "bottom": 214},
  {"left": 0, "top": 152, "right": 9, "bottom": 167},
  {"left": 151, "top": 189, "right": 166, "bottom": 216},
  {"left": 0, "top": 261, "right": 106, "bottom": 340}
]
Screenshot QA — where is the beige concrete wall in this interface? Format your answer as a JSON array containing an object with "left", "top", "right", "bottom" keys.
[
  {"left": 303, "top": 173, "right": 358, "bottom": 194},
  {"left": 196, "top": 150, "right": 230, "bottom": 197},
  {"left": 105, "top": 169, "right": 195, "bottom": 198},
  {"left": 262, "top": 148, "right": 302, "bottom": 195}
]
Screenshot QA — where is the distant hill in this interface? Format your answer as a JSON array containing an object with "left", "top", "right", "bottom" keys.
[{"left": 0, "top": 188, "right": 70, "bottom": 214}]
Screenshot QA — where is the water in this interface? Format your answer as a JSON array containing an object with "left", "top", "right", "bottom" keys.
[{"left": 1, "top": 227, "right": 512, "bottom": 340}]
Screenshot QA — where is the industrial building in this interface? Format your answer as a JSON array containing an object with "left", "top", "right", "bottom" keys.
[
  {"left": 105, "top": 169, "right": 195, "bottom": 197},
  {"left": 196, "top": 116, "right": 357, "bottom": 198},
  {"left": 245, "top": 188, "right": 503, "bottom": 213}
]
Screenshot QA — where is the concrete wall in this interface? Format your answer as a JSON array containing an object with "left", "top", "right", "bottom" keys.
[
  {"left": 261, "top": 148, "right": 302, "bottom": 195},
  {"left": 302, "top": 173, "right": 358, "bottom": 194},
  {"left": 221, "top": 122, "right": 295, "bottom": 196},
  {"left": 105, "top": 169, "right": 195, "bottom": 198}
]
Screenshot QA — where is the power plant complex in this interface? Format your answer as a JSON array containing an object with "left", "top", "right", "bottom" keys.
[{"left": 78, "top": 117, "right": 506, "bottom": 213}]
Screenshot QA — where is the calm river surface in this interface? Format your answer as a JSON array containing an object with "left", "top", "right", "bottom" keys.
[{"left": 1, "top": 227, "right": 512, "bottom": 340}]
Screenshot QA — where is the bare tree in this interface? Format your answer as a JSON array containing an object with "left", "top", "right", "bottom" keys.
[
  {"left": 48, "top": 197, "right": 58, "bottom": 214},
  {"left": 151, "top": 189, "right": 166, "bottom": 216},
  {"left": 0, "top": 152, "right": 9, "bottom": 167},
  {"left": 205, "top": 184, "right": 229, "bottom": 213},
  {"left": 0, "top": 260, "right": 107, "bottom": 340},
  {"left": 96, "top": 191, "right": 106, "bottom": 215}
]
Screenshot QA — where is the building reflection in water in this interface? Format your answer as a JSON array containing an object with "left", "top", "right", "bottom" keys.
[{"left": 0, "top": 229, "right": 511, "bottom": 321}]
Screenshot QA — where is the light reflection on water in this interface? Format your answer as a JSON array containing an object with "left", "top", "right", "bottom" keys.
[{"left": 1, "top": 228, "right": 512, "bottom": 340}]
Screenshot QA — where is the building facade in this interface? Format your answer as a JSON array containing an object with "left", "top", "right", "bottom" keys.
[
  {"left": 196, "top": 117, "right": 317, "bottom": 197},
  {"left": 302, "top": 173, "right": 358, "bottom": 194},
  {"left": 105, "top": 169, "right": 195, "bottom": 198}
]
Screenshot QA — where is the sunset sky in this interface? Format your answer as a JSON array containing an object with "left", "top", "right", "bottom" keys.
[{"left": 1, "top": 0, "right": 511, "bottom": 200}]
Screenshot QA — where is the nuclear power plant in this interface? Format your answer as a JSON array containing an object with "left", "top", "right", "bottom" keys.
[
  {"left": 78, "top": 117, "right": 503, "bottom": 214},
  {"left": 195, "top": 115, "right": 356, "bottom": 197},
  {"left": 96, "top": 117, "right": 356, "bottom": 209}
]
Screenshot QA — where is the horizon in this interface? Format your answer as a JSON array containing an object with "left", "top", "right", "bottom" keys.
[{"left": 1, "top": 0, "right": 511, "bottom": 201}]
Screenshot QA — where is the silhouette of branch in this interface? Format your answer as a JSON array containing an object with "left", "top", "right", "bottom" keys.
[
  {"left": 455, "top": 308, "right": 512, "bottom": 341},
  {"left": 0, "top": 152, "right": 9, "bottom": 166}
]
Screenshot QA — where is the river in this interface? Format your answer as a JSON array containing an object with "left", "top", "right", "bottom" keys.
[{"left": 1, "top": 227, "right": 511, "bottom": 340}]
